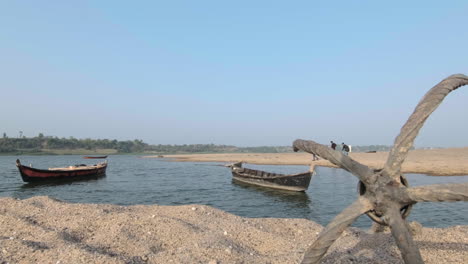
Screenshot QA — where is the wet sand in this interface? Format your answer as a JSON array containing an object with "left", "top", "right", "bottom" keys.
[{"left": 1, "top": 148, "right": 468, "bottom": 263}]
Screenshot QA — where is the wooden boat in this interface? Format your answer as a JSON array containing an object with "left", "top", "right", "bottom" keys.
[
  {"left": 16, "top": 159, "right": 107, "bottom": 183},
  {"left": 83, "top": 155, "right": 108, "bottom": 159},
  {"left": 228, "top": 162, "right": 312, "bottom": 192}
]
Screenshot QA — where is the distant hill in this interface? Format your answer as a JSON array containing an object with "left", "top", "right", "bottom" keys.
[{"left": 0, "top": 134, "right": 395, "bottom": 155}]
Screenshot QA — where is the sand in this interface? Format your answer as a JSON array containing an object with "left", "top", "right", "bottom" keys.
[
  {"left": 1, "top": 197, "right": 467, "bottom": 264},
  {"left": 155, "top": 147, "right": 468, "bottom": 176},
  {"left": 2, "top": 148, "right": 468, "bottom": 263}
]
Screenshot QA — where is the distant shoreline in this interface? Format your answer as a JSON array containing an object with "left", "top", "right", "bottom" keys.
[{"left": 146, "top": 147, "right": 468, "bottom": 176}]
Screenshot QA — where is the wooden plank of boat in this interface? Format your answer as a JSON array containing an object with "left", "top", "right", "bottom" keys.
[
  {"left": 83, "top": 156, "right": 108, "bottom": 159},
  {"left": 228, "top": 162, "right": 312, "bottom": 192},
  {"left": 16, "top": 159, "right": 107, "bottom": 183}
]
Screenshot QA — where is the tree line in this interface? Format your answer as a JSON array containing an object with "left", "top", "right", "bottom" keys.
[
  {"left": 0, "top": 133, "right": 294, "bottom": 154},
  {"left": 0, "top": 133, "right": 145, "bottom": 154},
  {"left": 0, "top": 133, "right": 393, "bottom": 155}
]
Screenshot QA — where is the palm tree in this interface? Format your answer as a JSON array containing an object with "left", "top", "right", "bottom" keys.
[{"left": 293, "top": 74, "right": 468, "bottom": 264}]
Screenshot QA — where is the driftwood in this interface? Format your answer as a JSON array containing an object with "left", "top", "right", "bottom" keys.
[{"left": 293, "top": 74, "right": 468, "bottom": 264}]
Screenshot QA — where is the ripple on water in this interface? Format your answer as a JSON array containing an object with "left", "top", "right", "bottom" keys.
[{"left": 0, "top": 156, "right": 467, "bottom": 228}]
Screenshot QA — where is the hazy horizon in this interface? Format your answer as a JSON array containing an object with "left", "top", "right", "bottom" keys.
[
  {"left": 1, "top": 1, "right": 467, "bottom": 148},
  {"left": 0, "top": 133, "right": 461, "bottom": 150}
]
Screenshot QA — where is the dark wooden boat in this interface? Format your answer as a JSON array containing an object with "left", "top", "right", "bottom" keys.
[
  {"left": 83, "top": 155, "right": 108, "bottom": 159},
  {"left": 16, "top": 159, "right": 107, "bottom": 183},
  {"left": 228, "top": 162, "right": 312, "bottom": 192}
]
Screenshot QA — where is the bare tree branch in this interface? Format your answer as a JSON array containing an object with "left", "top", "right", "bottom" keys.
[
  {"left": 294, "top": 75, "right": 468, "bottom": 263},
  {"left": 384, "top": 74, "right": 468, "bottom": 180},
  {"left": 385, "top": 205, "right": 424, "bottom": 264},
  {"left": 301, "top": 197, "right": 373, "bottom": 264},
  {"left": 407, "top": 182, "right": 468, "bottom": 202},
  {"left": 293, "top": 139, "right": 374, "bottom": 183}
]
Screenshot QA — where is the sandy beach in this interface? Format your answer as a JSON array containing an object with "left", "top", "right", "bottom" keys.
[
  {"left": 1, "top": 196, "right": 467, "bottom": 264},
  {"left": 2, "top": 148, "right": 468, "bottom": 263},
  {"left": 156, "top": 147, "right": 468, "bottom": 176}
]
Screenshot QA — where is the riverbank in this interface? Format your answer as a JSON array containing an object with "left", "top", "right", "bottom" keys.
[
  {"left": 0, "top": 148, "right": 118, "bottom": 156},
  {"left": 148, "top": 147, "right": 468, "bottom": 176},
  {"left": 1, "top": 196, "right": 467, "bottom": 263}
]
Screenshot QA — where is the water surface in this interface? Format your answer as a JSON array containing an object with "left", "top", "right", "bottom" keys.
[{"left": 1, "top": 155, "right": 467, "bottom": 228}]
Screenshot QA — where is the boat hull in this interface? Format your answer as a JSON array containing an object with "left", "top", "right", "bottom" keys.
[
  {"left": 230, "top": 164, "right": 311, "bottom": 192},
  {"left": 83, "top": 156, "right": 108, "bottom": 159},
  {"left": 16, "top": 160, "right": 107, "bottom": 183}
]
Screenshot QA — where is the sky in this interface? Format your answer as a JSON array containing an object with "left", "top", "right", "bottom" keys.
[{"left": 1, "top": 1, "right": 467, "bottom": 147}]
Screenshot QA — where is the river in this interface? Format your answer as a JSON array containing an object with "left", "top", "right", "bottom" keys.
[{"left": 1, "top": 155, "right": 467, "bottom": 228}]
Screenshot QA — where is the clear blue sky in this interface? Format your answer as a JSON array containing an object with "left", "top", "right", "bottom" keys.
[{"left": 1, "top": 1, "right": 467, "bottom": 147}]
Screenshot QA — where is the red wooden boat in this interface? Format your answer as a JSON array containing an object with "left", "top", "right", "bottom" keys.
[
  {"left": 16, "top": 159, "right": 107, "bottom": 183},
  {"left": 83, "top": 155, "right": 108, "bottom": 159}
]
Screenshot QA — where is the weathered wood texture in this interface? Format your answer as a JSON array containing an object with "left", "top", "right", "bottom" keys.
[
  {"left": 293, "top": 74, "right": 468, "bottom": 264},
  {"left": 229, "top": 162, "right": 312, "bottom": 191},
  {"left": 301, "top": 197, "right": 373, "bottom": 263}
]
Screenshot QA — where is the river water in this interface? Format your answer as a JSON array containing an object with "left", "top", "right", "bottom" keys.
[{"left": 1, "top": 155, "right": 467, "bottom": 228}]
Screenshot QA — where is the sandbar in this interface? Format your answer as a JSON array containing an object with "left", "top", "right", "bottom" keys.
[{"left": 152, "top": 147, "right": 468, "bottom": 176}]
